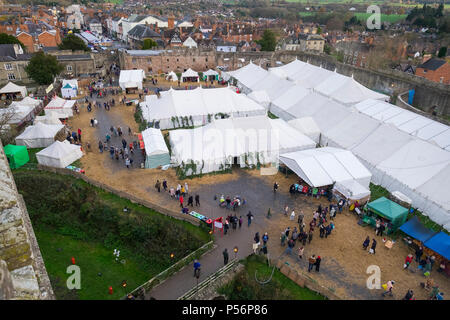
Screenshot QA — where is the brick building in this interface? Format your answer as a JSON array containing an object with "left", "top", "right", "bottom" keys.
[
  {"left": 416, "top": 58, "right": 450, "bottom": 85},
  {"left": 119, "top": 48, "right": 216, "bottom": 74}
]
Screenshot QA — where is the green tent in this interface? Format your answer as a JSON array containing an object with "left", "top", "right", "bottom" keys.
[
  {"left": 3, "top": 144, "right": 29, "bottom": 169},
  {"left": 366, "top": 196, "right": 408, "bottom": 233}
]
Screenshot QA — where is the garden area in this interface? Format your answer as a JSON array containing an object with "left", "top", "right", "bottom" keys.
[
  {"left": 218, "top": 255, "right": 326, "bottom": 300},
  {"left": 13, "top": 169, "right": 211, "bottom": 300}
]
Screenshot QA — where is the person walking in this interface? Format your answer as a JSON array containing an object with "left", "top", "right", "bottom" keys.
[
  {"left": 404, "top": 254, "right": 413, "bottom": 270},
  {"left": 308, "top": 255, "right": 316, "bottom": 272},
  {"left": 298, "top": 246, "right": 304, "bottom": 260},
  {"left": 155, "top": 180, "right": 161, "bottom": 192},
  {"left": 162, "top": 179, "right": 167, "bottom": 191},
  {"left": 362, "top": 236, "right": 370, "bottom": 250},
  {"left": 273, "top": 182, "right": 279, "bottom": 193},
  {"left": 285, "top": 239, "right": 294, "bottom": 255},
  {"left": 223, "top": 248, "right": 229, "bottom": 266},
  {"left": 315, "top": 256, "right": 321, "bottom": 272},
  {"left": 179, "top": 194, "right": 184, "bottom": 208},
  {"left": 262, "top": 232, "right": 269, "bottom": 245},
  {"left": 254, "top": 232, "right": 260, "bottom": 245},
  {"left": 308, "top": 229, "right": 313, "bottom": 244},
  {"left": 382, "top": 280, "right": 395, "bottom": 297},
  {"left": 403, "top": 289, "right": 415, "bottom": 300},
  {"left": 224, "top": 219, "right": 229, "bottom": 235},
  {"left": 193, "top": 260, "right": 201, "bottom": 277},
  {"left": 125, "top": 157, "right": 131, "bottom": 168},
  {"left": 281, "top": 231, "right": 287, "bottom": 246},
  {"left": 187, "top": 196, "right": 194, "bottom": 207},
  {"left": 290, "top": 210, "right": 295, "bottom": 221},
  {"left": 284, "top": 205, "right": 289, "bottom": 216},
  {"left": 99, "top": 140, "right": 103, "bottom": 153},
  {"left": 184, "top": 182, "right": 189, "bottom": 194},
  {"left": 319, "top": 224, "right": 325, "bottom": 238},
  {"left": 285, "top": 227, "right": 290, "bottom": 238},
  {"left": 370, "top": 238, "right": 377, "bottom": 254},
  {"left": 247, "top": 211, "right": 253, "bottom": 227},
  {"left": 195, "top": 194, "right": 200, "bottom": 206},
  {"left": 238, "top": 216, "right": 242, "bottom": 229},
  {"left": 298, "top": 211, "right": 304, "bottom": 227},
  {"left": 415, "top": 246, "right": 423, "bottom": 262}
]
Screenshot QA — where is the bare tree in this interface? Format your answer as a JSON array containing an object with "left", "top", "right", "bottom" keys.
[{"left": 0, "top": 108, "right": 18, "bottom": 145}]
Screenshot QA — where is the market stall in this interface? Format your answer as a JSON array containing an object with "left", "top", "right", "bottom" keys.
[
  {"left": 3, "top": 144, "right": 29, "bottom": 169},
  {"left": 36, "top": 140, "right": 83, "bottom": 168},
  {"left": 363, "top": 196, "right": 408, "bottom": 234},
  {"left": 181, "top": 68, "right": 199, "bottom": 82},
  {"left": 0, "top": 82, "right": 27, "bottom": 100},
  {"left": 15, "top": 122, "right": 65, "bottom": 148}
]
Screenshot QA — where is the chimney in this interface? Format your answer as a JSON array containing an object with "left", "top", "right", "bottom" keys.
[
  {"left": 226, "top": 23, "right": 229, "bottom": 35},
  {"left": 154, "top": 23, "right": 159, "bottom": 34},
  {"left": 168, "top": 16, "right": 174, "bottom": 29}
]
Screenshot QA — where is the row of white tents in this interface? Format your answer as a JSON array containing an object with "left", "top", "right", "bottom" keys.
[
  {"left": 224, "top": 59, "right": 450, "bottom": 230},
  {"left": 140, "top": 86, "right": 267, "bottom": 129},
  {"left": 0, "top": 97, "right": 43, "bottom": 127},
  {"left": 223, "top": 59, "right": 389, "bottom": 106}
]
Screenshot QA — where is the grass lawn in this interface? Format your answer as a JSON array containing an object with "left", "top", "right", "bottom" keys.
[
  {"left": 218, "top": 255, "right": 326, "bottom": 300},
  {"left": 35, "top": 229, "right": 150, "bottom": 300},
  {"left": 354, "top": 12, "right": 407, "bottom": 23},
  {"left": 13, "top": 169, "right": 210, "bottom": 299}
]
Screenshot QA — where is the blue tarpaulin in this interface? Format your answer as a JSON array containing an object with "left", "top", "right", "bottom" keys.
[
  {"left": 399, "top": 216, "right": 437, "bottom": 243},
  {"left": 424, "top": 232, "right": 450, "bottom": 260},
  {"left": 408, "top": 89, "right": 415, "bottom": 105}
]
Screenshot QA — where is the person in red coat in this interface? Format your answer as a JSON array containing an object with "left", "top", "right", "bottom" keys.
[
  {"left": 404, "top": 254, "right": 413, "bottom": 269},
  {"left": 179, "top": 195, "right": 184, "bottom": 208}
]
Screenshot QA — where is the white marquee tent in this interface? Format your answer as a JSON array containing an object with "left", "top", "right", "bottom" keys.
[
  {"left": 0, "top": 82, "right": 27, "bottom": 98},
  {"left": 119, "top": 69, "right": 145, "bottom": 91},
  {"left": 34, "top": 112, "right": 62, "bottom": 125},
  {"left": 355, "top": 99, "right": 450, "bottom": 150},
  {"left": 333, "top": 179, "right": 371, "bottom": 201},
  {"left": 181, "top": 68, "right": 199, "bottom": 82},
  {"left": 141, "top": 128, "right": 170, "bottom": 169},
  {"left": 44, "top": 96, "right": 76, "bottom": 118},
  {"left": 36, "top": 140, "right": 83, "bottom": 168},
  {"left": 0, "top": 104, "right": 35, "bottom": 125},
  {"left": 15, "top": 122, "right": 64, "bottom": 148},
  {"left": 166, "top": 71, "right": 178, "bottom": 82},
  {"left": 287, "top": 117, "right": 321, "bottom": 143},
  {"left": 10, "top": 97, "right": 42, "bottom": 108},
  {"left": 169, "top": 115, "right": 316, "bottom": 175},
  {"left": 247, "top": 90, "right": 271, "bottom": 109},
  {"left": 140, "top": 86, "right": 267, "bottom": 129},
  {"left": 279, "top": 147, "right": 372, "bottom": 188}
]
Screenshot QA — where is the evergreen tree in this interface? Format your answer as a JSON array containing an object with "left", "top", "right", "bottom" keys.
[
  {"left": 25, "top": 51, "right": 63, "bottom": 85},
  {"left": 256, "top": 29, "right": 276, "bottom": 51},
  {"left": 59, "top": 34, "right": 89, "bottom": 51}
]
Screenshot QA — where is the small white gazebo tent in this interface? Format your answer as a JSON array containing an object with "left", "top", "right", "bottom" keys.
[
  {"left": 166, "top": 71, "right": 178, "bottom": 82},
  {"left": 36, "top": 140, "right": 83, "bottom": 168},
  {"left": 181, "top": 68, "right": 199, "bottom": 82},
  {"left": 0, "top": 82, "right": 27, "bottom": 98},
  {"left": 15, "top": 123, "right": 64, "bottom": 148},
  {"left": 203, "top": 69, "right": 219, "bottom": 81},
  {"left": 61, "top": 79, "right": 79, "bottom": 98}
]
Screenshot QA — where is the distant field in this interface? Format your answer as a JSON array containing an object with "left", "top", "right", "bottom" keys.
[
  {"left": 285, "top": 0, "right": 450, "bottom": 9},
  {"left": 298, "top": 11, "right": 407, "bottom": 23},
  {"left": 354, "top": 12, "right": 407, "bottom": 23}
]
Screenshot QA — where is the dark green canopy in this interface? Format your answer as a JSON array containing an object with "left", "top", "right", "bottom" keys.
[
  {"left": 3, "top": 144, "right": 29, "bottom": 169},
  {"left": 367, "top": 196, "right": 408, "bottom": 230}
]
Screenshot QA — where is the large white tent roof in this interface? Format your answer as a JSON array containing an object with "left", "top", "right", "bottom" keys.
[
  {"left": 225, "top": 62, "right": 268, "bottom": 89},
  {"left": 269, "top": 59, "right": 309, "bottom": 79},
  {"left": 0, "top": 104, "right": 34, "bottom": 124},
  {"left": 141, "top": 128, "right": 169, "bottom": 156},
  {"left": 170, "top": 116, "right": 316, "bottom": 164},
  {"left": 203, "top": 69, "right": 219, "bottom": 76},
  {"left": 287, "top": 117, "right": 321, "bottom": 143},
  {"left": 16, "top": 122, "right": 63, "bottom": 140},
  {"left": 280, "top": 147, "right": 372, "bottom": 188},
  {"left": 354, "top": 99, "right": 450, "bottom": 150},
  {"left": 141, "top": 87, "right": 266, "bottom": 124},
  {"left": 10, "top": 97, "right": 42, "bottom": 108}
]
